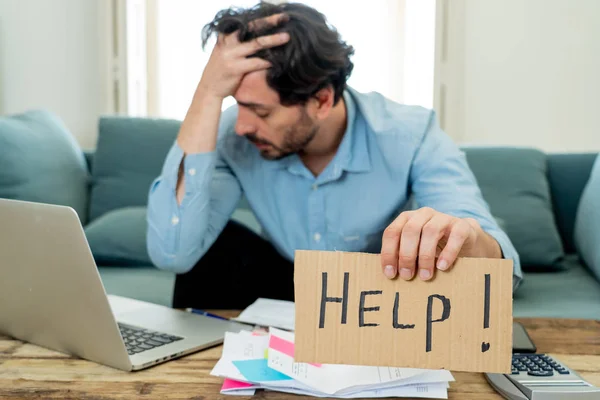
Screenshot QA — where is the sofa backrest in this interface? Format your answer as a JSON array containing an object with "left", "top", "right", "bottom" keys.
[
  {"left": 547, "top": 153, "right": 598, "bottom": 253},
  {"left": 88, "top": 116, "right": 180, "bottom": 221},
  {"left": 87, "top": 116, "right": 596, "bottom": 261},
  {"left": 461, "top": 147, "right": 598, "bottom": 269},
  {"left": 87, "top": 116, "right": 253, "bottom": 222}
]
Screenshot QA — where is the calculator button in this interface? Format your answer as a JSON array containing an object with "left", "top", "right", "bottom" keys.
[{"left": 528, "top": 370, "right": 554, "bottom": 377}]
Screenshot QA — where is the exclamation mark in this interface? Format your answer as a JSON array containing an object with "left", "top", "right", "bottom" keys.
[{"left": 481, "top": 274, "right": 491, "bottom": 353}]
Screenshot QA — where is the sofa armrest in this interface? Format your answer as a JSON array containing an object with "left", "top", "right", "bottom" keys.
[{"left": 547, "top": 152, "right": 598, "bottom": 253}]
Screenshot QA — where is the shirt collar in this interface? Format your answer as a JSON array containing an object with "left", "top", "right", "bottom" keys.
[
  {"left": 337, "top": 89, "right": 371, "bottom": 173},
  {"left": 265, "top": 88, "right": 372, "bottom": 174}
]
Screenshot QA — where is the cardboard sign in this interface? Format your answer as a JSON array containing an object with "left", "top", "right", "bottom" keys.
[{"left": 293, "top": 250, "right": 513, "bottom": 373}]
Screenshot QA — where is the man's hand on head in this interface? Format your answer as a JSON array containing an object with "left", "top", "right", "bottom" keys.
[
  {"left": 380, "top": 207, "right": 502, "bottom": 281},
  {"left": 197, "top": 13, "right": 290, "bottom": 101},
  {"left": 175, "top": 13, "right": 290, "bottom": 196}
]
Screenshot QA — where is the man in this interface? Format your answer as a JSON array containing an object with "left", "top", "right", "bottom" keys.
[{"left": 147, "top": 2, "right": 522, "bottom": 309}]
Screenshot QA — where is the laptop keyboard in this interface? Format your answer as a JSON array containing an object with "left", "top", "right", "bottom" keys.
[{"left": 118, "top": 323, "right": 183, "bottom": 355}]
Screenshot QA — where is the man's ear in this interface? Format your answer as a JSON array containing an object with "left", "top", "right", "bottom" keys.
[{"left": 310, "top": 86, "right": 335, "bottom": 121}]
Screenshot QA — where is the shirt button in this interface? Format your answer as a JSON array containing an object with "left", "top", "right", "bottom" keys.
[
  {"left": 312, "top": 184, "right": 318, "bottom": 191},
  {"left": 313, "top": 232, "right": 321, "bottom": 242},
  {"left": 171, "top": 216, "right": 180, "bottom": 226},
  {"left": 188, "top": 168, "right": 196, "bottom": 176}
]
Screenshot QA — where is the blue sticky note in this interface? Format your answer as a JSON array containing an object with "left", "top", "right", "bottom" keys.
[{"left": 232, "top": 359, "right": 292, "bottom": 382}]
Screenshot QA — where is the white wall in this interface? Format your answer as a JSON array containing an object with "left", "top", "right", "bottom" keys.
[
  {"left": 437, "top": 0, "right": 600, "bottom": 153},
  {"left": 0, "top": 0, "right": 112, "bottom": 150}
]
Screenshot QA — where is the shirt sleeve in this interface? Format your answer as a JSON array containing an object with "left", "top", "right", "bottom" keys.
[
  {"left": 146, "top": 140, "right": 242, "bottom": 273},
  {"left": 409, "top": 111, "right": 523, "bottom": 292}
]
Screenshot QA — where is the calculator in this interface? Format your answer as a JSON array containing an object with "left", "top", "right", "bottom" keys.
[{"left": 485, "top": 353, "right": 600, "bottom": 399}]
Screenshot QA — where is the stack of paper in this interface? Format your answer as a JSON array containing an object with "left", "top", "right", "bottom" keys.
[
  {"left": 211, "top": 328, "right": 454, "bottom": 398},
  {"left": 232, "top": 298, "right": 295, "bottom": 331}
]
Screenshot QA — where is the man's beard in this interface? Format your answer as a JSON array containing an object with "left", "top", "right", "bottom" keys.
[{"left": 246, "top": 109, "right": 318, "bottom": 161}]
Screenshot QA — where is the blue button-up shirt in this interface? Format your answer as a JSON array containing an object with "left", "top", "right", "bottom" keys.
[{"left": 146, "top": 87, "right": 522, "bottom": 290}]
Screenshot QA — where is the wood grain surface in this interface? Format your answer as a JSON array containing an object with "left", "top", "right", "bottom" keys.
[{"left": 1, "top": 315, "right": 599, "bottom": 400}]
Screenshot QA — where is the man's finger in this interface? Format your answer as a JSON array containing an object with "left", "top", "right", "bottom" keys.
[
  {"left": 216, "top": 32, "right": 229, "bottom": 46},
  {"left": 437, "top": 220, "right": 473, "bottom": 272},
  {"left": 248, "top": 13, "right": 289, "bottom": 31},
  {"left": 234, "top": 32, "right": 290, "bottom": 56},
  {"left": 398, "top": 207, "right": 435, "bottom": 280},
  {"left": 418, "top": 214, "right": 452, "bottom": 281},
  {"left": 380, "top": 211, "right": 413, "bottom": 279},
  {"left": 219, "top": 30, "right": 243, "bottom": 47},
  {"left": 235, "top": 57, "right": 272, "bottom": 74}
]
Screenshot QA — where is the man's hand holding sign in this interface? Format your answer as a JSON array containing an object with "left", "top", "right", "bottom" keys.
[
  {"left": 380, "top": 206, "right": 503, "bottom": 281},
  {"left": 293, "top": 250, "right": 513, "bottom": 374}
]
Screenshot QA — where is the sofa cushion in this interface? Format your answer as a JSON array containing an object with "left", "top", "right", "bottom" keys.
[
  {"left": 85, "top": 206, "right": 151, "bottom": 266},
  {"left": 574, "top": 155, "right": 600, "bottom": 282},
  {"left": 98, "top": 266, "right": 175, "bottom": 307},
  {"left": 463, "top": 147, "right": 565, "bottom": 270},
  {"left": 513, "top": 255, "right": 600, "bottom": 319},
  {"left": 0, "top": 109, "right": 89, "bottom": 223},
  {"left": 89, "top": 116, "right": 180, "bottom": 221}
]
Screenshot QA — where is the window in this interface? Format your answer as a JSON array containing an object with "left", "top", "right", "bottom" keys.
[
  {"left": 299, "top": 0, "right": 436, "bottom": 108},
  {"left": 124, "top": 0, "right": 436, "bottom": 119},
  {"left": 153, "top": 0, "right": 257, "bottom": 119}
]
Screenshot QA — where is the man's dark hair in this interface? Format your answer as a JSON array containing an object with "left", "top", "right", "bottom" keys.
[{"left": 201, "top": 2, "right": 354, "bottom": 106}]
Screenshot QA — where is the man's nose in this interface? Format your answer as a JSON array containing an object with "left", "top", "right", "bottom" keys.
[
  {"left": 235, "top": 111, "right": 256, "bottom": 137},
  {"left": 235, "top": 124, "right": 255, "bottom": 137}
]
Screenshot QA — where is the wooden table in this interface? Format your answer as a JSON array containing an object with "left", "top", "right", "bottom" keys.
[{"left": 1, "top": 316, "right": 599, "bottom": 399}]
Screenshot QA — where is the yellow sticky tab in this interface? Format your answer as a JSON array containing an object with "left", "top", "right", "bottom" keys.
[{"left": 264, "top": 349, "right": 268, "bottom": 359}]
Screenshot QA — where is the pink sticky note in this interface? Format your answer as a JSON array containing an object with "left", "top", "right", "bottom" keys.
[
  {"left": 269, "top": 334, "right": 321, "bottom": 367},
  {"left": 269, "top": 334, "right": 295, "bottom": 357},
  {"left": 221, "top": 378, "right": 255, "bottom": 391}
]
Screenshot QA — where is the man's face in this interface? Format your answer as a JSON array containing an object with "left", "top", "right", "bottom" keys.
[{"left": 233, "top": 70, "right": 318, "bottom": 160}]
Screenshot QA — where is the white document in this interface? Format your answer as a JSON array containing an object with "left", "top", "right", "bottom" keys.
[
  {"left": 220, "top": 388, "right": 257, "bottom": 396},
  {"left": 213, "top": 329, "right": 452, "bottom": 399},
  {"left": 267, "top": 328, "right": 454, "bottom": 395},
  {"left": 210, "top": 331, "right": 269, "bottom": 381},
  {"left": 264, "top": 382, "right": 448, "bottom": 399},
  {"left": 221, "top": 376, "right": 448, "bottom": 399},
  {"left": 232, "top": 298, "right": 295, "bottom": 330},
  {"left": 224, "top": 382, "right": 447, "bottom": 399}
]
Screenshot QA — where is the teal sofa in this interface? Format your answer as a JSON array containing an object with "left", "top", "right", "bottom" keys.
[{"left": 1, "top": 111, "right": 599, "bottom": 319}]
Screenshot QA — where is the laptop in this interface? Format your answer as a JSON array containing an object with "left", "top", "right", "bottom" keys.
[{"left": 0, "top": 198, "right": 250, "bottom": 371}]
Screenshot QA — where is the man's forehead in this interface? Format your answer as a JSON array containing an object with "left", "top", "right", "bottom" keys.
[{"left": 234, "top": 70, "right": 280, "bottom": 106}]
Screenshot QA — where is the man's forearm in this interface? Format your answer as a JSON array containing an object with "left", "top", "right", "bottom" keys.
[
  {"left": 177, "top": 87, "right": 223, "bottom": 154},
  {"left": 175, "top": 88, "right": 224, "bottom": 204}
]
